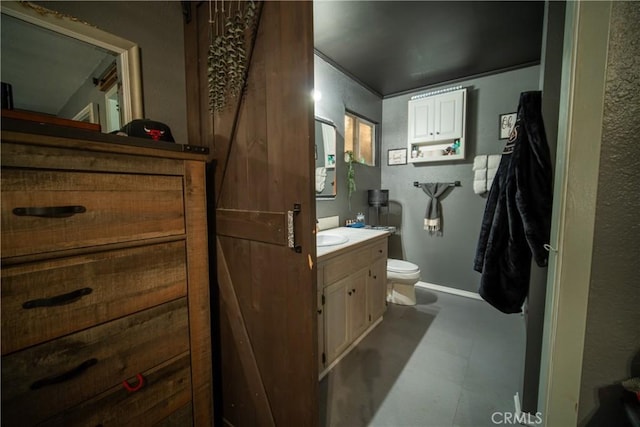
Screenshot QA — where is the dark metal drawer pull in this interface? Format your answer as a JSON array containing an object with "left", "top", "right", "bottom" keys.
[
  {"left": 13, "top": 205, "right": 86, "bottom": 218},
  {"left": 23, "top": 288, "right": 93, "bottom": 309},
  {"left": 30, "top": 358, "right": 98, "bottom": 390}
]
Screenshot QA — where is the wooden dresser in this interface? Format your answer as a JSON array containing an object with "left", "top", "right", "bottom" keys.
[{"left": 0, "top": 127, "right": 213, "bottom": 425}]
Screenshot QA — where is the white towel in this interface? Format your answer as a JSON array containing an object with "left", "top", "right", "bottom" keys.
[
  {"left": 473, "top": 155, "right": 488, "bottom": 171},
  {"left": 472, "top": 155, "right": 488, "bottom": 194},
  {"left": 315, "top": 167, "right": 327, "bottom": 193},
  {"left": 473, "top": 169, "right": 486, "bottom": 194}
]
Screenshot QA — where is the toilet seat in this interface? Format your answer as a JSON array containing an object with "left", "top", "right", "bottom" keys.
[{"left": 387, "top": 259, "right": 419, "bottom": 274}]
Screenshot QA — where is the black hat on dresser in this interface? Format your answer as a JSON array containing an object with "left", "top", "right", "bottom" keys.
[{"left": 114, "top": 119, "right": 175, "bottom": 142}]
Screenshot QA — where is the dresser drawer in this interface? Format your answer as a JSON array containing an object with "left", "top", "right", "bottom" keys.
[
  {"left": 370, "top": 239, "right": 387, "bottom": 260},
  {"left": 1, "top": 241, "right": 188, "bottom": 355},
  {"left": 1, "top": 170, "right": 185, "bottom": 258},
  {"left": 323, "top": 246, "right": 371, "bottom": 286},
  {"left": 1, "top": 299, "right": 190, "bottom": 426},
  {"left": 42, "top": 353, "right": 193, "bottom": 427}
]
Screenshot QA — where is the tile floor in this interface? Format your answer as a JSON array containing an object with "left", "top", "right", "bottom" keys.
[{"left": 319, "top": 286, "right": 526, "bottom": 427}]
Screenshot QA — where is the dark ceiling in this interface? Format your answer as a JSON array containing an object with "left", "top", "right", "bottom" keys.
[{"left": 313, "top": 1, "right": 545, "bottom": 98}]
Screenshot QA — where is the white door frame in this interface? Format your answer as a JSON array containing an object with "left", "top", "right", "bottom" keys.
[{"left": 537, "top": 2, "right": 612, "bottom": 425}]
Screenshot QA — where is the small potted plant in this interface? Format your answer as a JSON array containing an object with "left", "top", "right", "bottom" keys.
[{"left": 345, "top": 150, "right": 356, "bottom": 210}]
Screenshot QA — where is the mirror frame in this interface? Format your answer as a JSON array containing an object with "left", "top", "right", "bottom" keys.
[
  {"left": 315, "top": 116, "right": 338, "bottom": 200},
  {"left": 1, "top": 1, "right": 144, "bottom": 122}
]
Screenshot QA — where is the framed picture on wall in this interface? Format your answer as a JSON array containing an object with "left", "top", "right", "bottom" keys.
[
  {"left": 388, "top": 148, "right": 407, "bottom": 166},
  {"left": 499, "top": 112, "right": 517, "bottom": 139}
]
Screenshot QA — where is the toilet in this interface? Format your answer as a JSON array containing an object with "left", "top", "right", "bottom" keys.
[{"left": 386, "top": 259, "right": 421, "bottom": 306}]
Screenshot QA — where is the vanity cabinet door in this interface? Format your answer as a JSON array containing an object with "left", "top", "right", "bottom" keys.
[
  {"left": 324, "top": 278, "right": 350, "bottom": 365},
  {"left": 368, "top": 257, "right": 387, "bottom": 322},
  {"left": 348, "top": 268, "right": 369, "bottom": 340},
  {"left": 317, "top": 288, "right": 325, "bottom": 374}
]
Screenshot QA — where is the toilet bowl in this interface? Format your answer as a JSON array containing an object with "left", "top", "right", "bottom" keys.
[{"left": 386, "top": 258, "right": 421, "bottom": 306}]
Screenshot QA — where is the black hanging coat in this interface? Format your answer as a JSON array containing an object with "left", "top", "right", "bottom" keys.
[{"left": 473, "top": 91, "right": 553, "bottom": 314}]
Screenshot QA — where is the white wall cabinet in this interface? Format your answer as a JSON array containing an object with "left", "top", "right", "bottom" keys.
[
  {"left": 317, "top": 236, "right": 388, "bottom": 377},
  {"left": 407, "top": 88, "right": 466, "bottom": 163}
]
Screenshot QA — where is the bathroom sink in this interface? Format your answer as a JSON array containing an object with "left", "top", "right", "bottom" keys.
[{"left": 317, "top": 233, "right": 349, "bottom": 247}]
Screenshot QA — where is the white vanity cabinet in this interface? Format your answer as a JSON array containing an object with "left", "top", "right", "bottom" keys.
[
  {"left": 368, "top": 254, "right": 387, "bottom": 323},
  {"left": 317, "top": 234, "right": 388, "bottom": 378},
  {"left": 407, "top": 88, "right": 466, "bottom": 162},
  {"left": 324, "top": 268, "right": 367, "bottom": 364}
]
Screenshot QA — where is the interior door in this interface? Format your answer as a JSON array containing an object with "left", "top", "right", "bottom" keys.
[{"left": 184, "top": 2, "right": 318, "bottom": 425}]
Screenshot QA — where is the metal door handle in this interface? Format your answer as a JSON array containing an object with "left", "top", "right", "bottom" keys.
[{"left": 287, "top": 203, "right": 302, "bottom": 253}]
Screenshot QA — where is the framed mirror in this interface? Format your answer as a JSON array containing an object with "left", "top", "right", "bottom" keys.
[
  {"left": 315, "top": 117, "right": 337, "bottom": 199},
  {"left": 0, "top": 1, "right": 143, "bottom": 132}
]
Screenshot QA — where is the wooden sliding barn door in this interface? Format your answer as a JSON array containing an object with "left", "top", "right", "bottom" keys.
[{"left": 184, "top": 1, "right": 318, "bottom": 426}]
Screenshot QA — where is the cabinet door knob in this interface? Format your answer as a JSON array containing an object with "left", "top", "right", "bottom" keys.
[
  {"left": 348, "top": 291, "right": 352, "bottom": 296},
  {"left": 352, "top": 288, "right": 356, "bottom": 293},
  {"left": 317, "top": 309, "right": 322, "bottom": 315}
]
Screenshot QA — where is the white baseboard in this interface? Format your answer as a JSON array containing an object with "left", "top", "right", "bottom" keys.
[
  {"left": 415, "top": 281, "right": 483, "bottom": 301},
  {"left": 513, "top": 392, "right": 543, "bottom": 426}
]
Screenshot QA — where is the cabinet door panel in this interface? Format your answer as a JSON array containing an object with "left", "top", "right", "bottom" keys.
[
  {"left": 368, "top": 258, "right": 387, "bottom": 322},
  {"left": 317, "top": 289, "right": 325, "bottom": 374},
  {"left": 324, "top": 278, "right": 349, "bottom": 365},
  {"left": 408, "top": 98, "right": 435, "bottom": 143},
  {"left": 434, "top": 91, "right": 464, "bottom": 140},
  {"left": 349, "top": 268, "right": 369, "bottom": 340}
]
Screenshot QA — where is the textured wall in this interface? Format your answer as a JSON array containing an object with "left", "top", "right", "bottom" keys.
[
  {"left": 314, "top": 55, "right": 383, "bottom": 223},
  {"left": 381, "top": 66, "right": 540, "bottom": 293},
  {"left": 41, "top": 1, "right": 188, "bottom": 144},
  {"left": 578, "top": 2, "right": 640, "bottom": 425}
]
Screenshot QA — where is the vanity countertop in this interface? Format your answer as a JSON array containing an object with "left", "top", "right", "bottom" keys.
[{"left": 316, "top": 227, "right": 390, "bottom": 260}]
